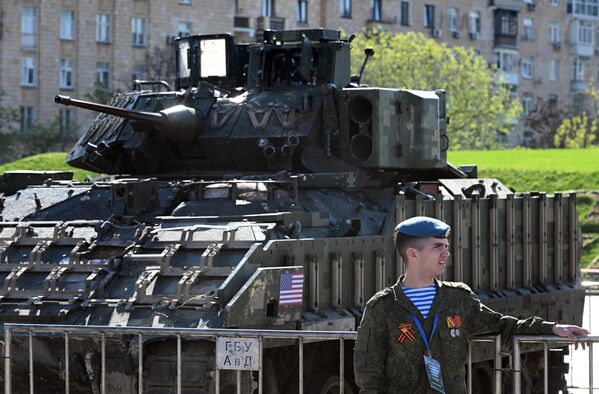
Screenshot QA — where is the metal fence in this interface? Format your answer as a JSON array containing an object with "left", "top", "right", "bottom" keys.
[
  {"left": 2, "top": 323, "right": 506, "bottom": 394},
  {"left": 512, "top": 336, "right": 599, "bottom": 394}
]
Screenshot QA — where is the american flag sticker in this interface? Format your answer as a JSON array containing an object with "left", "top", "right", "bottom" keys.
[{"left": 279, "top": 272, "right": 304, "bottom": 306}]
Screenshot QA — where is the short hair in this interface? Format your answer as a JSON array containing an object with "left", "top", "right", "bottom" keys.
[{"left": 395, "top": 233, "right": 425, "bottom": 262}]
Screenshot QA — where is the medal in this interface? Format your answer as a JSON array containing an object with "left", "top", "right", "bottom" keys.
[{"left": 446, "top": 314, "right": 462, "bottom": 338}]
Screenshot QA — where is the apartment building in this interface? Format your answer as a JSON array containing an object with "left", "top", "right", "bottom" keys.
[
  {"left": 0, "top": 0, "right": 596, "bottom": 147},
  {"left": 0, "top": 0, "right": 232, "bottom": 138}
]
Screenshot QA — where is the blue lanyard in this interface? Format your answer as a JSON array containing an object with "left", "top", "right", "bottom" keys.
[{"left": 410, "top": 312, "right": 439, "bottom": 355}]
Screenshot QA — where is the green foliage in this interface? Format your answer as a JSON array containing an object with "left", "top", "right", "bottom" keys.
[
  {"left": 84, "top": 81, "right": 116, "bottom": 105},
  {"left": 581, "top": 235, "right": 599, "bottom": 268},
  {"left": 0, "top": 152, "right": 95, "bottom": 181},
  {"left": 554, "top": 113, "right": 598, "bottom": 148},
  {"left": 577, "top": 195, "right": 595, "bottom": 222},
  {"left": 351, "top": 29, "right": 522, "bottom": 149}
]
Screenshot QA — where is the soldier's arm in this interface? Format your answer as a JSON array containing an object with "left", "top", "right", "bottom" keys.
[
  {"left": 354, "top": 299, "right": 388, "bottom": 393},
  {"left": 466, "top": 291, "right": 556, "bottom": 338}
]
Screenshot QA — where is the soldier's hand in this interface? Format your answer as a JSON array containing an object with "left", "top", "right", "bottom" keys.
[{"left": 553, "top": 324, "right": 590, "bottom": 349}]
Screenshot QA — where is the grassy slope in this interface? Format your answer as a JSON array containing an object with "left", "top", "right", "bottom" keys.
[
  {"left": 448, "top": 148, "right": 599, "bottom": 192},
  {"left": 0, "top": 152, "right": 95, "bottom": 181}
]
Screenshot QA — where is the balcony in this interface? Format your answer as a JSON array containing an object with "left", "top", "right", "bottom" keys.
[
  {"left": 257, "top": 16, "right": 285, "bottom": 31},
  {"left": 497, "top": 70, "right": 519, "bottom": 85},
  {"left": 489, "top": 0, "right": 525, "bottom": 11},
  {"left": 495, "top": 33, "right": 518, "bottom": 47},
  {"left": 570, "top": 41, "right": 593, "bottom": 57},
  {"left": 571, "top": 79, "right": 588, "bottom": 92}
]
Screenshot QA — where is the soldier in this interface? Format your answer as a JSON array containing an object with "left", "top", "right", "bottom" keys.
[{"left": 354, "top": 216, "right": 589, "bottom": 393}]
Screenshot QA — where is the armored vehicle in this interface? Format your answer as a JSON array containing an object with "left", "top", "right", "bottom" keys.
[{"left": 0, "top": 29, "right": 584, "bottom": 393}]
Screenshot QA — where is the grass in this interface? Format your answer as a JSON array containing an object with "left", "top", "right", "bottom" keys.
[
  {"left": 0, "top": 152, "right": 95, "bottom": 181},
  {"left": 448, "top": 148, "right": 599, "bottom": 192}
]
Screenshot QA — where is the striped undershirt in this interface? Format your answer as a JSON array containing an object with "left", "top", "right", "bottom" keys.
[{"left": 403, "top": 284, "right": 437, "bottom": 319}]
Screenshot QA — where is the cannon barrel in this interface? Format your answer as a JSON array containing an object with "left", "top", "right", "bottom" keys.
[{"left": 55, "top": 95, "right": 167, "bottom": 125}]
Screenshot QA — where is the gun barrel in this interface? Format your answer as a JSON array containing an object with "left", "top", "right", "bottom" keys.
[{"left": 55, "top": 95, "right": 166, "bottom": 125}]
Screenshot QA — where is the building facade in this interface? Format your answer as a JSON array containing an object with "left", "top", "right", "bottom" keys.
[{"left": 0, "top": 0, "right": 596, "bottom": 148}]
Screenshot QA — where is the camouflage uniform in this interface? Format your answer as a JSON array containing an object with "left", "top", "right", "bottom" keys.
[{"left": 354, "top": 277, "right": 556, "bottom": 393}]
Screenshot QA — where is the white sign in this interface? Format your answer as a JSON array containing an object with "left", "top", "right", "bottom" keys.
[{"left": 216, "top": 337, "right": 261, "bottom": 371}]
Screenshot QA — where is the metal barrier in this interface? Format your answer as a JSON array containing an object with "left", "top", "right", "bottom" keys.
[
  {"left": 2, "top": 323, "right": 505, "bottom": 394},
  {"left": 512, "top": 335, "right": 599, "bottom": 394}
]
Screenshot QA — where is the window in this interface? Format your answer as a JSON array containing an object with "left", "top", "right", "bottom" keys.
[
  {"left": 548, "top": 94, "right": 558, "bottom": 106},
  {"left": 549, "top": 22, "right": 560, "bottom": 43},
  {"left": 568, "top": 0, "right": 599, "bottom": 16},
  {"left": 297, "top": 0, "right": 308, "bottom": 23},
  {"left": 96, "top": 62, "right": 110, "bottom": 88},
  {"left": 372, "top": 0, "right": 382, "bottom": 21},
  {"left": 575, "top": 20, "right": 593, "bottom": 44},
  {"left": 340, "top": 0, "right": 352, "bottom": 18},
  {"left": 262, "top": 0, "right": 274, "bottom": 16},
  {"left": 423, "top": 5, "right": 435, "bottom": 28},
  {"left": 573, "top": 57, "right": 586, "bottom": 80},
  {"left": 497, "top": 12, "right": 517, "bottom": 35},
  {"left": 494, "top": 50, "right": 518, "bottom": 72},
  {"left": 177, "top": 22, "right": 191, "bottom": 36},
  {"left": 548, "top": 59, "right": 559, "bottom": 81},
  {"left": 132, "top": 17, "right": 147, "bottom": 46},
  {"left": 522, "top": 57, "right": 534, "bottom": 79},
  {"left": 179, "top": 0, "right": 192, "bottom": 3},
  {"left": 522, "top": 93, "right": 533, "bottom": 116},
  {"left": 59, "top": 108, "right": 73, "bottom": 135},
  {"left": 523, "top": 130, "right": 534, "bottom": 147},
  {"left": 132, "top": 65, "right": 147, "bottom": 82},
  {"left": 96, "top": 14, "right": 111, "bottom": 43},
  {"left": 400, "top": 2, "right": 410, "bottom": 26},
  {"left": 549, "top": 0, "right": 559, "bottom": 5},
  {"left": 523, "top": 17, "right": 533, "bottom": 40},
  {"left": 20, "top": 106, "right": 36, "bottom": 133},
  {"left": 469, "top": 11, "right": 481, "bottom": 34},
  {"left": 21, "top": 57, "right": 36, "bottom": 87},
  {"left": 59, "top": 59, "right": 73, "bottom": 89},
  {"left": 21, "top": 6, "right": 36, "bottom": 47},
  {"left": 60, "top": 10, "right": 75, "bottom": 40},
  {"left": 447, "top": 9, "right": 458, "bottom": 32}
]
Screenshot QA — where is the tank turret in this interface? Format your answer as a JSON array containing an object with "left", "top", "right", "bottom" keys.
[{"left": 58, "top": 28, "right": 453, "bottom": 180}]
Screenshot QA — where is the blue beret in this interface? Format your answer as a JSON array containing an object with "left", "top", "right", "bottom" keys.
[{"left": 394, "top": 216, "right": 450, "bottom": 238}]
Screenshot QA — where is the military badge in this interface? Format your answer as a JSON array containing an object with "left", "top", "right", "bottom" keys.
[
  {"left": 446, "top": 314, "right": 462, "bottom": 337},
  {"left": 397, "top": 323, "right": 416, "bottom": 343}
]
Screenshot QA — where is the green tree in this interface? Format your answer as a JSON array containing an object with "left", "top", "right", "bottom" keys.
[
  {"left": 554, "top": 113, "right": 598, "bottom": 148},
  {"left": 350, "top": 29, "right": 522, "bottom": 149}
]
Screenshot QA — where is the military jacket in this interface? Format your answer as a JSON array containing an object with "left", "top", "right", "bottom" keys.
[{"left": 353, "top": 277, "right": 556, "bottom": 394}]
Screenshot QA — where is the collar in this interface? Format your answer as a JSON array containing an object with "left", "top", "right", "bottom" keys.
[{"left": 391, "top": 276, "right": 451, "bottom": 319}]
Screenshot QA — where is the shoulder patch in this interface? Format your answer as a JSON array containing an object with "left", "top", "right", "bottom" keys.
[
  {"left": 365, "top": 287, "right": 393, "bottom": 307},
  {"left": 439, "top": 281, "right": 473, "bottom": 293}
]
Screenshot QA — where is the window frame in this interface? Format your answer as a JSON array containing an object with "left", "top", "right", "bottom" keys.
[
  {"left": 400, "top": 1, "right": 410, "bottom": 26},
  {"left": 20, "top": 106, "right": 37, "bottom": 133},
  {"left": 21, "top": 57, "right": 36, "bottom": 87},
  {"left": 21, "top": 5, "right": 37, "bottom": 48},
  {"left": 59, "top": 58, "right": 74, "bottom": 89},
  {"left": 340, "top": 0, "right": 352, "bottom": 18},
  {"left": 521, "top": 57, "right": 534, "bottom": 79},
  {"left": 96, "top": 14, "right": 111, "bottom": 43},
  {"left": 297, "top": 0, "right": 308, "bottom": 23},
  {"left": 447, "top": 8, "right": 458, "bottom": 32},
  {"left": 548, "top": 59, "right": 559, "bottom": 81},
  {"left": 523, "top": 17, "right": 534, "bottom": 41},
  {"left": 132, "top": 17, "right": 147, "bottom": 47},
  {"left": 60, "top": 10, "right": 75, "bottom": 40}
]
